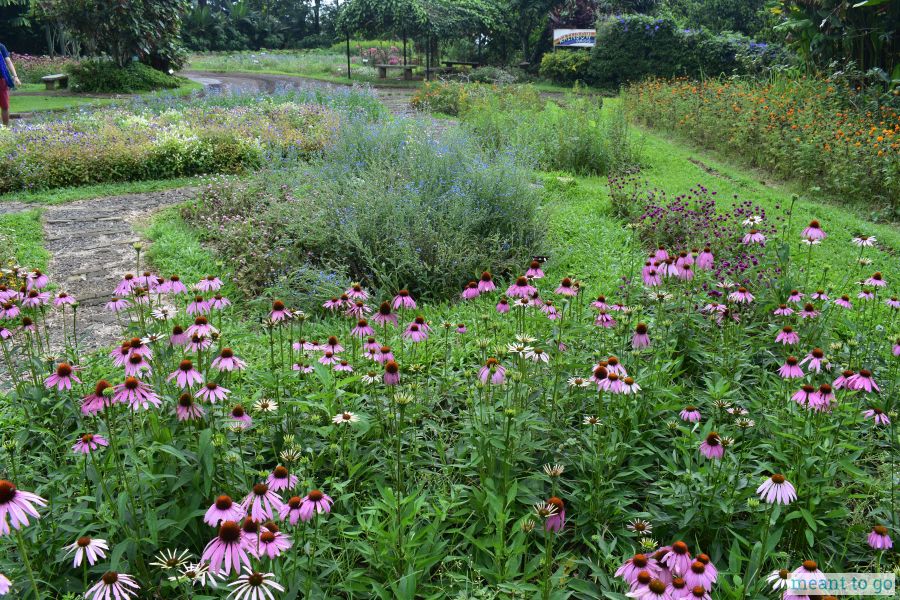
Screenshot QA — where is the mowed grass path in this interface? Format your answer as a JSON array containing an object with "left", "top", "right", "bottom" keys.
[{"left": 540, "top": 98, "right": 900, "bottom": 293}]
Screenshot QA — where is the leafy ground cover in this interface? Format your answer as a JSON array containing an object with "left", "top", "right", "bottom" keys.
[
  {"left": 0, "top": 82, "right": 897, "bottom": 600},
  {"left": 0, "top": 210, "right": 48, "bottom": 270}
]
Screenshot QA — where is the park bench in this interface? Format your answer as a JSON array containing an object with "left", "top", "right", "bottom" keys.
[
  {"left": 41, "top": 73, "right": 69, "bottom": 90},
  {"left": 375, "top": 64, "right": 416, "bottom": 80},
  {"left": 442, "top": 60, "right": 482, "bottom": 71}
]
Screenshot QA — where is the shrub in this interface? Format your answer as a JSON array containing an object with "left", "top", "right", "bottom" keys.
[
  {"left": 539, "top": 50, "right": 591, "bottom": 85},
  {"left": 624, "top": 77, "right": 900, "bottom": 215},
  {"left": 410, "top": 81, "right": 541, "bottom": 116},
  {"left": 66, "top": 59, "right": 184, "bottom": 93},
  {"left": 468, "top": 66, "right": 526, "bottom": 85},
  {"left": 183, "top": 119, "right": 545, "bottom": 301}
]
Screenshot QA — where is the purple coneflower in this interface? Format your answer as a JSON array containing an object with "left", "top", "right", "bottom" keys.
[
  {"left": 196, "top": 382, "right": 230, "bottom": 404},
  {"left": 865, "top": 272, "right": 886, "bottom": 287},
  {"left": 297, "top": 489, "right": 333, "bottom": 522},
  {"left": 887, "top": 297, "right": 900, "bottom": 309},
  {"left": 72, "top": 433, "right": 108, "bottom": 454},
  {"left": 642, "top": 267, "right": 662, "bottom": 287},
  {"left": 541, "top": 301, "right": 559, "bottom": 319},
  {"left": 334, "top": 360, "right": 353, "bottom": 372},
  {"left": 269, "top": 300, "right": 291, "bottom": 322},
  {"left": 176, "top": 393, "right": 205, "bottom": 421},
  {"left": 595, "top": 310, "right": 616, "bottom": 328},
  {"left": 373, "top": 301, "right": 398, "bottom": 326},
  {"left": 86, "top": 572, "right": 139, "bottom": 600},
  {"left": 775, "top": 326, "right": 799, "bottom": 345},
  {"left": 545, "top": 497, "right": 565, "bottom": 532},
  {"left": 104, "top": 296, "right": 129, "bottom": 312},
  {"left": 728, "top": 287, "right": 754, "bottom": 303},
  {"left": 622, "top": 376, "right": 641, "bottom": 395},
  {"left": 867, "top": 525, "right": 892, "bottom": 550},
  {"left": 862, "top": 407, "right": 890, "bottom": 426},
  {"left": 852, "top": 235, "right": 875, "bottom": 246},
  {"left": 555, "top": 277, "right": 578, "bottom": 296},
  {"left": 799, "top": 303, "right": 819, "bottom": 319},
  {"left": 0, "top": 302, "right": 19, "bottom": 319},
  {"left": 384, "top": 360, "right": 400, "bottom": 385},
  {"left": 114, "top": 377, "right": 160, "bottom": 410},
  {"left": 229, "top": 405, "right": 252, "bottom": 428},
  {"left": 210, "top": 348, "right": 246, "bottom": 372},
  {"left": 496, "top": 296, "right": 510, "bottom": 313},
  {"left": 696, "top": 247, "right": 714, "bottom": 270},
  {"left": 186, "top": 316, "right": 216, "bottom": 338},
  {"left": 799, "top": 348, "right": 827, "bottom": 373},
  {"left": 205, "top": 495, "right": 245, "bottom": 527},
  {"left": 45, "top": 362, "right": 81, "bottom": 391},
  {"left": 801, "top": 220, "right": 826, "bottom": 240},
  {"left": 22, "top": 290, "right": 50, "bottom": 308},
  {"left": 54, "top": 292, "right": 76, "bottom": 307},
  {"left": 684, "top": 561, "right": 715, "bottom": 592},
  {"left": 82, "top": 380, "right": 113, "bottom": 415},
  {"left": 787, "top": 290, "right": 804, "bottom": 303},
  {"left": 392, "top": 289, "right": 416, "bottom": 310},
  {"left": 680, "top": 406, "right": 701, "bottom": 422},
  {"left": 847, "top": 369, "right": 879, "bottom": 393},
  {"left": 632, "top": 323, "right": 651, "bottom": 349},
  {"left": 124, "top": 353, "right": 151, "bottom": 378},
  {"left": 346, "top": 282, "right": 368, "bottom": 300},
  {"left": 757, "top": 473, "right": 796, "bottom": 504},
  {"left": 26, "top": 269, "right": 49, "bottom": 289},
  {"left": 833, "top": 369, "right": 855, "bottom": 389},
  {"left": 0, "top": 480, "right": 46, "bottom": 535},
  {"left": 210, "top": 293, "right": 231, "bottom": 310},
  {"left": 257, "top": 529, "right": 292, "bottom": 559},
  {"left": 202, "top": 521, "right": 250, "bottom": 575},
  {"left": 403, "top": 323, "right": 428, "bottom": 342},
  {"left": 616, "top": 554, "right": 661, "bottom": 585},
  {"left": 169, "top": 325, "right": 189, "bottom": 346},
  {"left": 187, "top": 296, "right": 211, "bottom": 316},
  {"left": 478, "top": 271, "right": 496, "bottom": 292},
  {"left": 168, "top": 360, "right": 204, "bottom": 389},
  {"left": 242, "top": 483, "right": 284, "bottom": 522},
  {"left": 778, "top": 357, "right": 804, "bottom": 379},
  {"left": 322, "top": 297, "right": 342, "bottom": 311},
  {"left": 479, "top": 358, "right": 506, "bottom": 385},
  {"left": 506, "top": 276, "right": 536, "bottom": 298},
  {"left": 699, "top": 433, "right": 723, "bottom": 460},
  {"left": 195, "top": 275, "right": 223, "bottom": 292},
  {"left": 834, "top": 295, "right": 853, "bottom": 309},
  {"left": 792, "top": 384, "right": 815, "bottom": 406},
  {"left": 319, "top": 351, "right": 339, "bottom": 365},
  {"left": 64, "top": 536, "right": 108, "bottom": 567},
  {"left": 662, "top": 541, "right": 693, "bottom": 576},
  {"left": 525, "top": 260, "right": 545, "bottom": 279},
  {"left": 461, "top": 281, "right": 480, "bottom": 300},
  {"left": 858, "top": 288, "right": 874, "bottom": 300},
  {"left": 742, "top": 230, "right": 766, "bottom": 245},
  {"left": 266, "top": 466, "right": 297, "bottom": 493}
]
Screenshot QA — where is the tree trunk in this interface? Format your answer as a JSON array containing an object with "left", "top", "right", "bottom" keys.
[{"left": 314, "top": 0, "right": 321, "bottom": 34}]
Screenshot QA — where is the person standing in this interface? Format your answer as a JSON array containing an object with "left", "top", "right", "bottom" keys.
[{"left": 0, "top": 43, "right": 21, "bottom": 126}]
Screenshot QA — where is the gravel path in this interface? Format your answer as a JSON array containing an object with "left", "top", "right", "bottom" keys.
[{"left": 1, "top": 72, "right": 453, "bottom": 351}]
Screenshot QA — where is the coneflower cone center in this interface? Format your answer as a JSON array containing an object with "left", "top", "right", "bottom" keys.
[
  {"left": 252, "top": 483, "right": 268, "bottom": 496},
  {"left": 215, "top": 495, "right": 233, "bottom": 510},
  {"left": 0, "top": 480, "right": 17, "bottom": 503},
  {"left": 219, "top": 521, "right": 241, "bottom": 542},
  {"left": 273, "top": 466, "right": 288, "bottom": 478},
  {"left": 874, "top": 525, "right": 888, "bottom": 535},
  {"left": 308, "top": 490, "right": 324, "bottom": 502}
]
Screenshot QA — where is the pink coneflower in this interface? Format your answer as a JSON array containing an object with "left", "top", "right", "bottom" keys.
[
  {"left": 632, "top": 323, "right": 651, "bottom": 349},
  {"left": 757, "top": 473, "right": 796, "bottom": 504},
  {"left": 496, "top": 296, "right": 510, "bottom": 313},
  {"left": 676, "top": 250, "right": 694, "bottom": 269},
  {"left": 210, "top": 348, "right": 247, "bottom": 372},
  {"left": 196, "top": 275, "right": 223, "bottom": 292},
  {"left": 728, "top": 287, "right": 754, "bottom": 303},
  {"left": 806, "top": 395, "right": 835, "bottom": 418},
  {"left": 210, "top": 294, "right": 231, "bottom": 310},
  {"left": 322, "top": 297, "right": 343, "bottom": 311},
  {"left": 292, "top": 362, "right": 314, "bottom": 373},
  {"left": 810, "top": 290, "right": 828, "bottom": 301},
  {"left": 887, "top": 297, "right": 900, "bottom": 309},
  {"left": 242, "top": 483, "right": 284, "bottom": 522},
  {"left": 228, "top": 568, "right": 285, "bottom": 599},
  {"left": 26, "top": 269, "right": 49, "bottom": 290},
  {"left": 622, "top": 376, "right": 641, "bottom": 395},
  {"left": 663, "top": 541, "right": 693, "bottom": 577},
  {"left": 168, "top": 360, "right": 203, "bottom": 389},
  {"left": 54, "top": 292, "right": 76, "bottom": 307},
  {"left": 506, "top": 276, "right": 536, "bottom": 298},
  {"left": 22, "top": 290, "right": 49, "bottom": 308},
  {"left": 676, "top": 264, "right": 695, "bottom": 281},
  {"left": 86, "top": 572, "right": 139, "bottom": 600},
  {"left": 138, "top": 271, "right": 163, "bottom": 289},
  {"left": 848, "top": 369, "right": 879, "bottom": 393},
  {"left": 680, "top": 406, "right": 701, "bottom": 422},
  {"left": 384, "top": 360, "right": 401, "bottom": 386},
  {"left": 0, "top": 302, "right": 19, "bottom": 319},
  {"left": 778, "top": 357, "right": 804, "bottom": 379},
  {"left": 195, "top": 382, "right": 230, "bottom": 404},
  {"left": 477, "top": 271, "right": 496, "bottom": 292},
  {"left": 124, "top": 353, "right": 151, "bottom": 378},
  {"left": 686, "top": 586, "right": 710, "bottom": 600},
  {"left": 203, "top": 521, "right": 250, "bottom": 575},
  {"left": 45, "top": 362, "right": 81, "bottom": 391},
  {"left": 0, "top": 572, "right": 9, "bottom": 594},
  {"left": 479, "top": 358, "right": 506, "bottom": 385},
  {"left": 591, "top": 295, "right": 610, "bottom": 310},
  {"left": 319, "top": 351, "right": 339, "bottom": 365},
  {"left": 363, "top": 337, "right": 380, "bottom": 352},
  {"left": 863, "top": 407, "right": 890, "bottom": 426},
  {"left": 176, "top": 393, "right": 205, "bottom": 421},
  {"left": 555, "top": 277, "right": 578, "bottom": 296},
  {"left": 799, "top": 303, "right": 820, "bottom": 319},
  {"left": 742, "top": 230, "right": 766, "bottom": 245},
  {"left": 19, "top": 317, "right": 36, "bottom": 333},
  {"left": 456, "top": 323, "right": 467, "bottom": 334},
  {"left": 544, "top": 496, "right": 565, "bottom": 532},
  {"left": 204, "top": 495, "right": 245, "bottom": 527},
  {"left": 775, "top": 326, "right": 799, "bottom": 345},
  {"left": 654, "top": 247, "right": 669, "bottom": 261},
  {"left": 642, "top": 267, "right": 662, "bottom": 287},
  {"left": 867, "top": 525, "right": 893, "bottom": 550},
  {"left": 279, "top": 496, "right": 304, "bottom": 525},
  {"left": 169, "top": 325, "right": 189, "bottom": 346},
  {"left": 266, "top": 466, "right": 297, "bottom": 493},
  {"left": 834, "top": 295, "right": 853, "bottom": 309},
  {"left": 403, "top": 323, "right": 428, "bottom": 342},
  {"left": 605, "top": 356, "right": 627, "bottom": 376},
  {"left": 858, "top": 289, "right": 875, "bottom": 301},
  {"left": 186, "top": 316, "right": 216, "bottom": 338},
  {"left": 787, "top": 290, "right": 804, "bottom": 303},
  {"left": 373, "top": 301, "right": 398, "bottom": 326},
  {"left": 684, "top": 561, "right": 715, "bottom": 592},
  {"left": 72, "top": 433, "right": 108, "bottom": 454},
  {"left": 322, "top": 336, "right": 344, "bottom": 354},
  {"left": 833, "top": 369, "right": 855, "bottom": 390},
  {"left": 269, "top": 300, "right": 291, "bottom": 322},
  {"left": 159, "top": 275, "right": 189, "bottom": 295},
  {"left": 699, "top": 433, "right": 723, "bottom": 460},
  {"left": 697, "top": 247, "right": 714, "bottom": 270},
  {"left": 541, "top": 301, "right": 560, "bottom": 319},
  {"left": 800, "top": 348, "right": 828, "bottom": 373},
  {"left": 0, "top": 480, "right": 46, "bottom": 535},
  {"left": 792, "top": 384, "right": 816, "bottom": 407},
  {"left": 523, "top": 260, "right": 543, "bottom": 279},
  {"left": 694, "top": 553, "right": 718, "bottom": 581},
  {"left": 229, "top": 405, "right": 252, "bottom": 429},
  {"left": 64, "top": 536, "right": 108, "bottom": 567},
  {"left": 392, "top": 289, "right": 416, "bottom": 310},
  {"left": 462, "top": 281, "right": 481, "bottom": 300},
  {"left": 187, "top": 296, "right": 211, "bottom": 315},
  {"left": 297, "top": 489, "right": 333, "bottom": 522},
  {"left": 345, "top": 282, "right": 368, "bottom": 300},
  {"left": 115, "top": 377, "right": 161, "bottom": 411},
  {"left": 377, "top": 346, "right": 395, "bottom": 364},
  {"left": 595, "top": 310, "right": 616, "bottom": 328},
  {"left": 865, "top": 272, "right": 886, "bottom": 287},
  {"left": 334, "top": 359, "right": 353, "bottom": 372},
  {"left": 616, "top": 554, "right": 661, "bottom": 585},
  {"left": 801, "top": 220, "right": 826, "bottom": 240},
  {"left": 82, "top": 380, "right": 113, "bottom": 415},
  {"left": 344, "top": 300, "right": 371, "bottom": 318},
  {"left": 257, "top": 530, "right": 292, "bottom": 559}
]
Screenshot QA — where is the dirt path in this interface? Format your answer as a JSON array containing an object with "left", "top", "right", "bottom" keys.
[{"left": 2, "top": 72, "right": 452, "bottom": 351}]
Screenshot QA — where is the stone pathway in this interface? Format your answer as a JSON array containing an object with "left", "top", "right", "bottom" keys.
[{"left": 2, "top": 72, "right": 453, "bottom": 351}]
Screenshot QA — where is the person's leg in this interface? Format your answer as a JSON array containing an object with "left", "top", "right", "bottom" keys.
[{"left": 0, "top": 80, "right": 8, "bottom": 126}]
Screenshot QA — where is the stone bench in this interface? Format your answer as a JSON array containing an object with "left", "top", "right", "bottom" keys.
[
  {"left": 41, "top": 73, "right": 69, "bottom": 90},
  {"left": 375, "top": 64, "right": 415, "bottom": 80}
]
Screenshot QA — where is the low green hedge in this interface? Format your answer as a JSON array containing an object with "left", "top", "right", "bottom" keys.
[{"left": 66, "top": 60, "right": 184, "bottom": 93}]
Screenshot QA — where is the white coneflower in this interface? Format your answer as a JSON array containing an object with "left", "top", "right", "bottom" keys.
[
  {"left": 533, "top": 502, "right": 559, "bottom": 520},
  {"left": 524, "top": 347, "right": 550, "bottom": 363},
  {"left": 766, "top": 568, "right": 790, "bottom": 591},
  {"left": 568, "top": 377, "right": 590, "bottom": 388},
  {"left": 279, "top": 448, "right": 302, "bottom": 464},
  {"left": 253, "top": 398, "right": 279, "bottom": 413},
  {"left": 360, "top": 371, "right": 381, "bottom": 385},
  {"left": 543, "top": 464, "right": 564, "bottom": 477},
  {"left": 638, "top": 537, "right": 658, "bottom": 552},
  {"left": 742, "top": 215, "right": 763, "bottom": 226},
  {"left": 171, "top": 562, "right": 221, "bottom": 588},
  {"left": 150, "top": 549, "right": 191, "bottom": 572},
  {"left": 626, "top": 519, "right": 653, "bottom": 534},
  {"left": 515, "top": 334, "right": 537, "bottom": 343},
  {"left": 583, "top": 415, "right": 601, "bottom": 426},
  {"left": 228, "top": 569, "right": 284, "bottom": 600},
  {"left": 858, "top": 257, "right": 873, "bottom": 266},
  {"left": 852, "top": 235, "right": 876, "bottom": 247},
  {"left": 332, "top": 411, "right": 359, "bottom": 426},
  {"left": 151, "top": 306, "right": 176, "bottom": 320},
  {"left": 506, "top": 343, "right": 532, "bottom": 356}
]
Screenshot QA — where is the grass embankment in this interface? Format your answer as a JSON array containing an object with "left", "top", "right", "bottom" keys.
[
  {"left": 8, "top": 80, "right": 203, "bottom": 114},
  {"left": 0, "top": 209, "right": 48, "bottom": 269}
]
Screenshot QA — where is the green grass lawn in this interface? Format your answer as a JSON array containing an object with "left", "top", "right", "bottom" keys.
[
  {"left": 8, "top": 80, "right": 203, "bottom": 114},
  {"left": 0, "top": 209, "right": 48, "bottom": 269}
]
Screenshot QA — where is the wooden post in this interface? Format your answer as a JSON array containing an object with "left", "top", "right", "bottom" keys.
[
  {"left": 346, "top": 35, "right": 351, "bottom": 80},
  {"left": 403, "top": 35, "right": 407, "bottom": 66}
]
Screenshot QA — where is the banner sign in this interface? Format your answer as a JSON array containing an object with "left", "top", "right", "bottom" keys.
[{"left": 553, "top": 29, "right": 596, "bottom": 47}]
